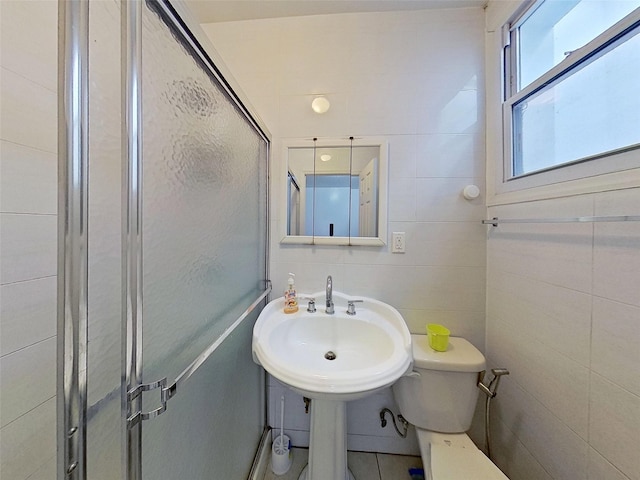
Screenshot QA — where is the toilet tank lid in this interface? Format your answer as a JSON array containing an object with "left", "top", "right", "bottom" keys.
[{"left": 411, "top": 335, "right": 486, "bottom": 372}]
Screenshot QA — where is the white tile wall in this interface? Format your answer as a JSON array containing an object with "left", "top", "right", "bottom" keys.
[
  {"left": 0, "top": 213, "right": 58, "bottom": 284},
  {"left": 0, "top": 67, "right": 57, "bottom": 153},
  {"left": 589, "top": 374, "right": 640, "bottom": 480},
  {"left": 416, "top": 133, "right": 485, "bottom": 179},
  {"left": 593, "top": 189, "right": 640, "bottom": 306},
  {"left": 490, "top": 414, "right": 554, "bottom": 480},
  {"left": 487, "top": 188, "right": 640, "bottom": 480},
  {"left": 493, "top": 379, "right": 588, "bottom": 480},
  {"left": 0, "top": 0, "right": 58, "bottom": 92},
  {"left": 0, "top": 1, "right": 58, "bottom": 478},
  {"left": 0, "top": 337, "right": 56, "bottom": 428},
  {"left": 0, "top": 276, "right": 57, "bottom": 356},
  {"left": 0, "top": 398, "right": 56, "bottom": 480},
  {"left": 415, "top": 177, "right": 485, "bottom": 222},
  {"left": 0, "top": 141, "right": 57, "bottom": 214},
  {"left": 591, "top": 297, "right": 640, "bottom": 395},
  {"left": 204, "top": 7, "right": 487, "bottom": 455},
  {"left": 588, "top": 448, "right": 633, "bottom": 480}
]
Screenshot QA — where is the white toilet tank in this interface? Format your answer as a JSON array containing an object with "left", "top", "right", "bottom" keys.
[{"left": 392, "top": 335, "right": 486, "bottom": 433}]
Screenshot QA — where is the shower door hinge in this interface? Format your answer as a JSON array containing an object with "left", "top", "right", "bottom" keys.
[{"left": 127, "top": 377, "right": 173, "bottom": 429}]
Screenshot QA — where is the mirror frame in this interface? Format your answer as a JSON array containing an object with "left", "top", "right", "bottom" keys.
[{"left": 280, "top": 136, "right": 388, "bottom": 246}]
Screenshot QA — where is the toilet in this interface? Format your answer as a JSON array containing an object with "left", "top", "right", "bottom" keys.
[{"left": 392, "top": 334, "right": 509, "bottom": 480}]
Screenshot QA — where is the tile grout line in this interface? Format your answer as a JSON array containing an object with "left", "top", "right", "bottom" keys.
[
  {"left": 375, "top": 452, "right": 383, "bottom": 480},
  {"left": 0, "top": 273, "right": 57, "bottom": 287},
  {"left": 0, "top": 212, "right": 57, "bottom": 217},
  {"left": 0, "top": 334, "right": 56, "bottom": 359},
  {"left": 0, "top": 394, "right": 55, "bottom": 429}
]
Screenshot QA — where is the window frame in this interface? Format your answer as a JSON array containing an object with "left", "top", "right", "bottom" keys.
[{"left": 500, "top": 2, "right": 640, "bottom": 188}]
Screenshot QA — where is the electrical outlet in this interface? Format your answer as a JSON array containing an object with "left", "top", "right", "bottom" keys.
[{"left": 391, "top": 232, "right": 405, "bottom": 253}]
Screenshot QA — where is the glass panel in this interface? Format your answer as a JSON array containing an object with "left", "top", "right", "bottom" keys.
[
  {"left": 517, "top": 0, "right": 640, "bottom": 90},
  {"left": 513, "top": 26, "right": 640, "bottom": 176},
  {"left": 86, "top": 1, "right": 123, "bottom": 478},
  {"left": 287, "top": 173, "right": 301, "bottom": 235},
  {"left": 287, "top": 147, "right": 314, "bottom": 236},
  {"left": 305, "top": 175, "right": 358, "bottom": 237},
  {"left": 140, "top": 2, "right": 267, "bottom": 479},
  {"left": 140, "top": 316, "right": 263, "bottom": 479}
]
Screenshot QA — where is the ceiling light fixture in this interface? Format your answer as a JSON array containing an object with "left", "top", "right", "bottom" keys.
[
  {"left": 320, "top": 154, "right": 332, "bottom": 162},
  {"left": 311, "top": 96, "right": 330, "bottom": 114}
]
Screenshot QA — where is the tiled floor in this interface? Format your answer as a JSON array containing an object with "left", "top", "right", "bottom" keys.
[{"left": 262, "top": 448, "right": 424, "bottom": 480}]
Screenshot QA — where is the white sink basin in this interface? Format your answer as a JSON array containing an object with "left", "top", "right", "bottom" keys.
[
  {"left": 254, "top": 289, "right": 412, "bottom": 480},
  {"left": 253, "top": 291, "right": 412, "bottom": 400}
]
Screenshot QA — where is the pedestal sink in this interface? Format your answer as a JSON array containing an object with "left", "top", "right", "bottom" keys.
[{"left": 252, "top": 291, "right": 412, "bottom": 480}]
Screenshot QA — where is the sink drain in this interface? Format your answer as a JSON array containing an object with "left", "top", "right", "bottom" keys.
[{"left": 324, "top": 351, "right": 337, "bottom": 360}]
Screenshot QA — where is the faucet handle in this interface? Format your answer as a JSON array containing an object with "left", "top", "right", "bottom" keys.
[
  {"left": 300, "top": 297, "right": 316, "bottom": 313},
  {"left": 346, "top": 299, "right": 364, "bottom": 315}
]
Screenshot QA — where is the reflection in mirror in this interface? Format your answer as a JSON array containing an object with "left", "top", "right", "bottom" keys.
[
  {"left": 287, "top": 172, "right": 301, "bottom": 235},
  {"left": 282, "top": 137, "right": 388, "bottom": 246},
  {"left": 305, "top": 174, "right": 359, "bottom": 237}
]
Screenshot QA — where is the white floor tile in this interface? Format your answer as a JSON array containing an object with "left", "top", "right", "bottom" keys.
[
  {"left": 348, "top": 451, "right": 380, "bottom": 479},
  {"left": 263, "top": 447, "right": 308, "bottom": 480},
  {"left": 378, "top": 453, "right": 424, "bottom": 480},
  {"left": 260, "top": 448, "right": 422, "bottom": 480}
]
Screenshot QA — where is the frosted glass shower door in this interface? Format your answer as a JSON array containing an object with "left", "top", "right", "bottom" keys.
[
  {"left": 60, "top": 2, "right": 268, "bottom": 479},
  {"left": 137, "top": 2, "right": 268, "bottom": 479}
]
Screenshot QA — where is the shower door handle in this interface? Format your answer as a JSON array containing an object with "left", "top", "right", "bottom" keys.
[
  {"left": 126, "top": 283, "right": 272, "bottom": 429},
  {"left": 127, "top": 377, "right": 169, "bottom": 428}
]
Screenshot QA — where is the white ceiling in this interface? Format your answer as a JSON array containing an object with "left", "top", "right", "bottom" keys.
[{"left": 184, "top": 0, "right": 487, "bottom": 24}]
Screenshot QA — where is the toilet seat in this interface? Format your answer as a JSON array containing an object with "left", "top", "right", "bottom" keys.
[{"left": 416, "top": 430, "right": 509, "bottom": 480}]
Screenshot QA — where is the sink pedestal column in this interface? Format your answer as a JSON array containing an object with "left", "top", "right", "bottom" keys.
[{"left": 298, "top": 398, "right": 355, "bottom": 480}]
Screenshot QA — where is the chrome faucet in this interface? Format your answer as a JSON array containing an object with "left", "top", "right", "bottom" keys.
[{"left": 325, "top": 275, "right": 334, "bottom": 314}]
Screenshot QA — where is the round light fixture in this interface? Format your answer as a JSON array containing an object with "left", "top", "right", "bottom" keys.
[
  {"left": 311, "top": 96, "right": 331, "bottom": 114},
  {"left": 320, "top": 154, "right": 332, "bottom": 162}
]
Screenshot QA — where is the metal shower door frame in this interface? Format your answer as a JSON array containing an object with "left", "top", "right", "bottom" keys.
[
  {"left": 59, "top": 1, "right": 271, "bottom": 479},
  {"left": 57, "top": 1, "right": 89, "bottom": 478},
  {"left": 123, "top": 2, "right": 272, "bottom": 479},
  {"left": 122, "top": 1, "right": 144, "bottom": 479}
]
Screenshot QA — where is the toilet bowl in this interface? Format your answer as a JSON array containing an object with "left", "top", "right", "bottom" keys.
[{"left": 392, "top": 335, "right": 509, "bottom": 480}]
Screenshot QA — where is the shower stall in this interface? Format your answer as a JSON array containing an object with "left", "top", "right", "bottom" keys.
[{"left": 58, "top": 1, "right": 270, "bottom": 479}]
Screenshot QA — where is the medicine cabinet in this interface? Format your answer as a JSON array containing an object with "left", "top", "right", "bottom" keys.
[{"left": 281, "top": 137, "right": 388, "bottom": 246}]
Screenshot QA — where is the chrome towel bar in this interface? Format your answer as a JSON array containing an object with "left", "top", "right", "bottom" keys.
[
  {"left": 170, "top": 281, "right": 272, "bottom": 397},
  {"left": 127, "top": 281, "right": 272, "bottom": 428},
  {"left": 482, "top": 215, "right": 640, "bottom": 226}
]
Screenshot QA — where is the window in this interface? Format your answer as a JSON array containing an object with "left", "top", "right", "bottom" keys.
[{"left": 504, "top": 0, "right": 640, "bottom": 179}]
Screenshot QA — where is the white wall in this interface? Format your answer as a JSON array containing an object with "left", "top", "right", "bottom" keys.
[
  {"left": 484, "top": 1, "right": 640, "bottom": 479},
  {"left": 203, "top": 7, "right": 487, "bottom": 454},
  {"left": 0, "top": 1, "right": 58, "bottom": 479},
  {"left": 485, "top": 190, "right": 640, "bottom": 480}
]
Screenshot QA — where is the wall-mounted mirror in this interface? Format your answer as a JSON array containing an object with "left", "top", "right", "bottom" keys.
[{"left": 281, "top": 137, "right": 388, "bottom": 246}]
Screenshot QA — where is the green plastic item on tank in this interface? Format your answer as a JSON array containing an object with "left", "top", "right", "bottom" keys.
[{"left": 427, "top": 323, "right": 450, "bottom": 352}]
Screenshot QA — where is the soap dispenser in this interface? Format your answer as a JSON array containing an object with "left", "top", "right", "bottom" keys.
[{"left": 284, "top": 273, "right": 298, "bottom": 314}]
